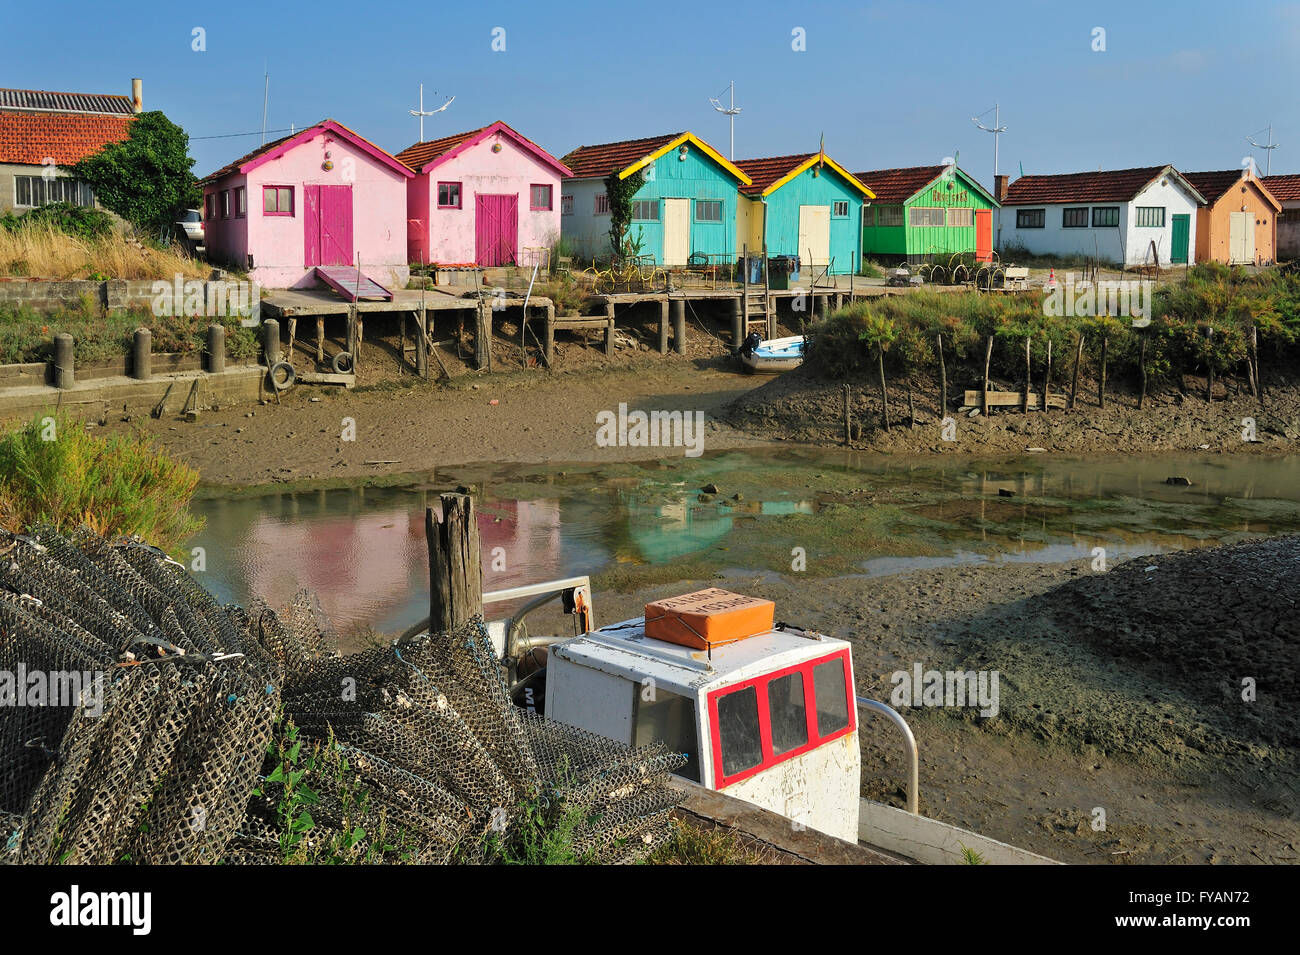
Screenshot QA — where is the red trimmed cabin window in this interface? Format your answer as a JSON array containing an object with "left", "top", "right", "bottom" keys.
[{"left": 707, "top": 648, "right": 854, "bottom": 788}]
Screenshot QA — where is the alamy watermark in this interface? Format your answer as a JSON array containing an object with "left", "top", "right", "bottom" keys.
[
  {"left": 890, "top": 662, "right": 1000, "bottom": 718},
  {"left": 1043, "top": 274, "right": 1153, "bottom": 326},
  {"left": 152, "top": 273, "right": 261, "bottom": 327},
  {"left": 595, "top": 403, "right": 705, "bottom": 457},
  {"left": 1, "top": 664, "right": 105, "bottom": 716}
]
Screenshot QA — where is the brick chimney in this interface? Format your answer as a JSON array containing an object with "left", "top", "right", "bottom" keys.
[
  {"left": 994, "top": 174, "right": 1009, "bottom": 201},
  {"left": 131, "top": 78, "right": 143, "bottom": 113}
]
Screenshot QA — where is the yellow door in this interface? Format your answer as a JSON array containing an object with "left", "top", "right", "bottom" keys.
[
  {"left": 663, "top": 198, "right": 690, "bottom": 266},
  {"left": 798, "top": 205, "right": 831, "bottom": 270}
]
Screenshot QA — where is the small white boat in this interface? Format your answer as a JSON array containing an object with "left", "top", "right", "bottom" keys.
[{"left": 738, "top": 334, "right": 805, "bottom": 373}]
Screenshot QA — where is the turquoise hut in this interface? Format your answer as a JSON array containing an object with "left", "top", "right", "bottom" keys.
[
  {"left": 734, "top": 152, "right": 875, "bottom": 275},
  {"left": 560, "top": 132, "right": 750, "bottom": 265}
]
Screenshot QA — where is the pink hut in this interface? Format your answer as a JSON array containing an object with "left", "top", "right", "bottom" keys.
[
  {"left": 200, "top": 119, "right": 414, "bottom": 289},
  {"left": 396, "top": 121, "right": 572, "bottom": 268}
]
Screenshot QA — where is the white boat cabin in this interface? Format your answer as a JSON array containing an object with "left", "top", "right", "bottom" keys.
[{"left": 546, "top": 618, "right": 860, "bottom": 842}]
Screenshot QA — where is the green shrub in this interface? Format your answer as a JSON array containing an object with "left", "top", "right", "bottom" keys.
[
  {"left": 0, "top": 203, "right": 113, "bottom": 240},
  {"left": 0, "top": 414, "right": 202, "bottom": 552}
]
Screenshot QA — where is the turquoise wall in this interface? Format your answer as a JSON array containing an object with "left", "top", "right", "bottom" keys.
[
  {"left": 761, "top": 165, "right": 863, "bottom": 274},
  {"left": 629, "top": 146, "right": 739, "bottom": 263},
  {"left": 561, "top": 142, "right": 741, "bottom": 264}
]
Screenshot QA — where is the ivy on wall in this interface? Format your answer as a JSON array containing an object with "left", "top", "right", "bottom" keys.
[{"left": 604, "top": 169, "right": 645, "bottom": 265}]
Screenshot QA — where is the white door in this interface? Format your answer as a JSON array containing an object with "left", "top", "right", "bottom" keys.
[
  {"left": 798, "top": 205, "right": 831, "bottom": 270},
  {"left": 1229, "top": 211, "right": 1254, "bottom": 264},
  {"left": 662, "top": 198, "right": 690, "bottom": 266}
]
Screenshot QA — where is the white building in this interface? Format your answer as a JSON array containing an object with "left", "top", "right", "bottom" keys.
[{"left": 995, "top": 165, "right": 1205, "bottom": 267}]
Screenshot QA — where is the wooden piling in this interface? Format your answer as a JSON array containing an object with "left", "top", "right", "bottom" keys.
[
  {"left": 415, "top": 310, "right": 428, "bottom": 379},
  {"left": 937, "top": 333, "right": 947, "bottom": 418},
  {"left": 730, "top": 295, "right": 742, "bottom": 348},
  {"left": 1069, "top": 333, "right": 1084, "bottom": 411},
  {"left": 425, "top": 493, "right": 482, "bottom": 634},
  {"left": 606, "top": 301, "right": 616, "bottom": 357},
  {"left": 545, "top": 303, "right": 556, "bottom": 366},
  {"left": 671, "top": 299, "right": 685, "bottom": 355},
  {"left": 981, "top": 334, "right": 993, "bottom": 417},
  {"left": 1099, "top": 335, "right": 1108, "bottom": 408},
  {"left": 1043, "top": 338, "right": 1052, "bottom": 414},
  {"left": 1021, "top": 337, "right": 1031, "bottom": 413},
  {"left": 843, "top": 384, "right": 851, "bottom": 446}
]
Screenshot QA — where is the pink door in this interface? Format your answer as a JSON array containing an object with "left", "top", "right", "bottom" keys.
[
  {"left": 475, "top": 193, "right": 518, "bottom": 266},
  {"left": 304, "top": 184, "right": 353, "bottom": 268}
]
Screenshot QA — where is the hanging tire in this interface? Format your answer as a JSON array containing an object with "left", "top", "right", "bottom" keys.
[
  {"left": 268, "top": 361, "right": 295, "bottom": 390},
  {"left": 332, "top": 351, "right": 354, "bottom": 374}
]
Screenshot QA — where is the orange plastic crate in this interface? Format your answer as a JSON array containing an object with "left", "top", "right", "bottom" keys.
[{"left": 644, "top": 589, "right": 775, "bottom": 651}]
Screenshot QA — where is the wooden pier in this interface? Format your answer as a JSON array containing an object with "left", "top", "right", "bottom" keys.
[{"left": 261, "top": 277, "right": 920, "bottom": 380}]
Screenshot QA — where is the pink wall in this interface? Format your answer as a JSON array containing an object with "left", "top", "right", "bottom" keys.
[
  {"left": 411, "top": 128, "right": 564, "bottom": 267},
  {"left": 204, "top": 127, "right": 410, "bottom": 289}
]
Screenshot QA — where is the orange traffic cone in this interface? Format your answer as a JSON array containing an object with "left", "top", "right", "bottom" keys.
[{"left": 1046, "top": 267, "right": 1057, "bottom": 287}]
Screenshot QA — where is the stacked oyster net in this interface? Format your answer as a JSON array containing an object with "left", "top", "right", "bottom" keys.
[{"left": 0, "top": 527, "right": 683, "bottom": 864}]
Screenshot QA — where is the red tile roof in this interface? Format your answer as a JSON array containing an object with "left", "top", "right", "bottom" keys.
[
  {"left": 734, "top": 153, "right": 816, "bottom": 194},
  {"left": 1001, "top": 165, "right": 1189, "bottom": 205},
  {"left": 394, "top": 121, "right": 571, "bottom": 177},
  {"left": 1262, "top": 174, "right": 1300, "bottom": 202},
  {"left": 394, "top": 126, "right": 487, "bottom": 170},
  {"left": 560, "top": 133, "right": 684, "bottom": 180},
  {"left": 851, "top": 165, "right": 947, "bottom": 203},
  {"left": 0, "top": 109, "right": 135, "bottom": 165},
  {"left": 201, "top": 119, "right": 411, "bottom": 183},
  {"left": 1183, "top": 170, "right": 1259, "bottom": 205}
]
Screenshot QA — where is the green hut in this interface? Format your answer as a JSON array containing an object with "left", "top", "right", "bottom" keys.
[{"left": 854, "top": 165, "right": 999, "bottom": 264}]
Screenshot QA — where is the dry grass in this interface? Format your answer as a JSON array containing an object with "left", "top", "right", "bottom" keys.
[{"left": 0, "top": 223, "right": 210, "bottom": 280}]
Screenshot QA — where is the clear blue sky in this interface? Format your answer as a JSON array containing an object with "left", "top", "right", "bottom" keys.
[{"left": 7, "top": 0, "right": 1298, "bottom": 188}]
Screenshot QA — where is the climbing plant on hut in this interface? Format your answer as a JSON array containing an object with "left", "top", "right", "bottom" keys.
[{"left": 604, "top": 169, "right": 645, "bottom": 265}]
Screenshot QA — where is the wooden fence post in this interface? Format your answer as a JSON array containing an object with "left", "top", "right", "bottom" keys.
[{"left": 426, "top": 493, "right": 482, "bottom": 634}]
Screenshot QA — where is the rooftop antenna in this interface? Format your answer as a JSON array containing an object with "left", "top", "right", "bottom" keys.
[
  {"left": 971, "top": 103, "right": 1007, "bottom": 188},
  {"left": 709, "top": 81, "right": 742, "bottom": 160},
  {"left": 409, "top": 83, "right": 455, "bottom": 142},
  {"left": 260, "top": 64, "right": 269, "bottom": 145},
  {"left": 1246, "top": 125, "right": 1279, "bottom": 176}
]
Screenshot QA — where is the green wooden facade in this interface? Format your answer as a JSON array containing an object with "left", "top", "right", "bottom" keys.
[{"left": 857, "top": 166, "right": 998, "bottom": 263}]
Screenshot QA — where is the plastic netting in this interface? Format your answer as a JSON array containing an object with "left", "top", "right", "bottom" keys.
[{"left": 0, "top": 527, "right": 684, "bottom": 864}]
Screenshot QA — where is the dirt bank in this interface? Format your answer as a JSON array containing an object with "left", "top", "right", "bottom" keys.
[
  {"left": 724, "top": 365, "right": 1300, "bottom": 455},
  {"left": 577, "top": 536, "right": 1299, "bottom": 864},
  {"left": 92, "top": 356, "right": 770, "bottom": 487}
]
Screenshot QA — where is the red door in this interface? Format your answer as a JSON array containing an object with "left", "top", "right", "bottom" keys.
[
  {"left": 975, "top": 210, "right": 992, "bottom": 262},
  {"left": 475, "top": 193, "right": 518, "bottom": 266},
  {"left": 304, "top": 184, "right": 354, "bottom": 268}
]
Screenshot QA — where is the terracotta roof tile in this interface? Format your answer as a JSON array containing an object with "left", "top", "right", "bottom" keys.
[
  {"left": 1262, "top": 174, "right": 1300, "bottom": 202},
  {"left": 1001, "top": 166, "right": 1173, "bottom": 205},
  {"left": 560, "top": 133, "right": 684, "bottom": 180},
  {"left": 851, "top": 165, "right": 948, "bottom": 203},
  {"left": 1183, "top": 170, "right": 1254, "bottom": 204},
  {"left": 734, "top": 154, "right": 817, "bottom": 194},
  {"left": 0, "top": 109, "right": 135, "bottom": 165},
  {"left": 200, "top": 119, "right": 409, "bottom": 183},
  {"left": 394, "top": 126, "right": 487, "bottom": 171}
]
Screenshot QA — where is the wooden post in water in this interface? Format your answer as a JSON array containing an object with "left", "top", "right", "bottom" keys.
[
  {"left": 843, "top": 383, "right": 851, "bottom": 446},
  {"left": 1021, "top": 336, "right": 1031, "bottom": 413},
  {"left": 1137, "top": 334, "right": 1147, "bottom": 410},
  {"left": 1043, "top": 338, "right": 1052, "bottom": 414},
  {"left": 426, "top": 493, "right": 482, "bottom": 634},
  {"left": 1098, "top": 335, "right": 1108, "bottom": 408},
  {"left": 981, "top": 334, "right": 993, "bottom": 417},
  {"left": 877, "top": 346, "right": 891, "bottom": 431},
  {"left": 937, "top": 333, "right": 947, "bottom": 419},
  {"left": 1205, "top": 326, "right": 1214, "bottom": 402},
  {"left": 1069, "top": 333, "right": 1084, "bottom": 410}
]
